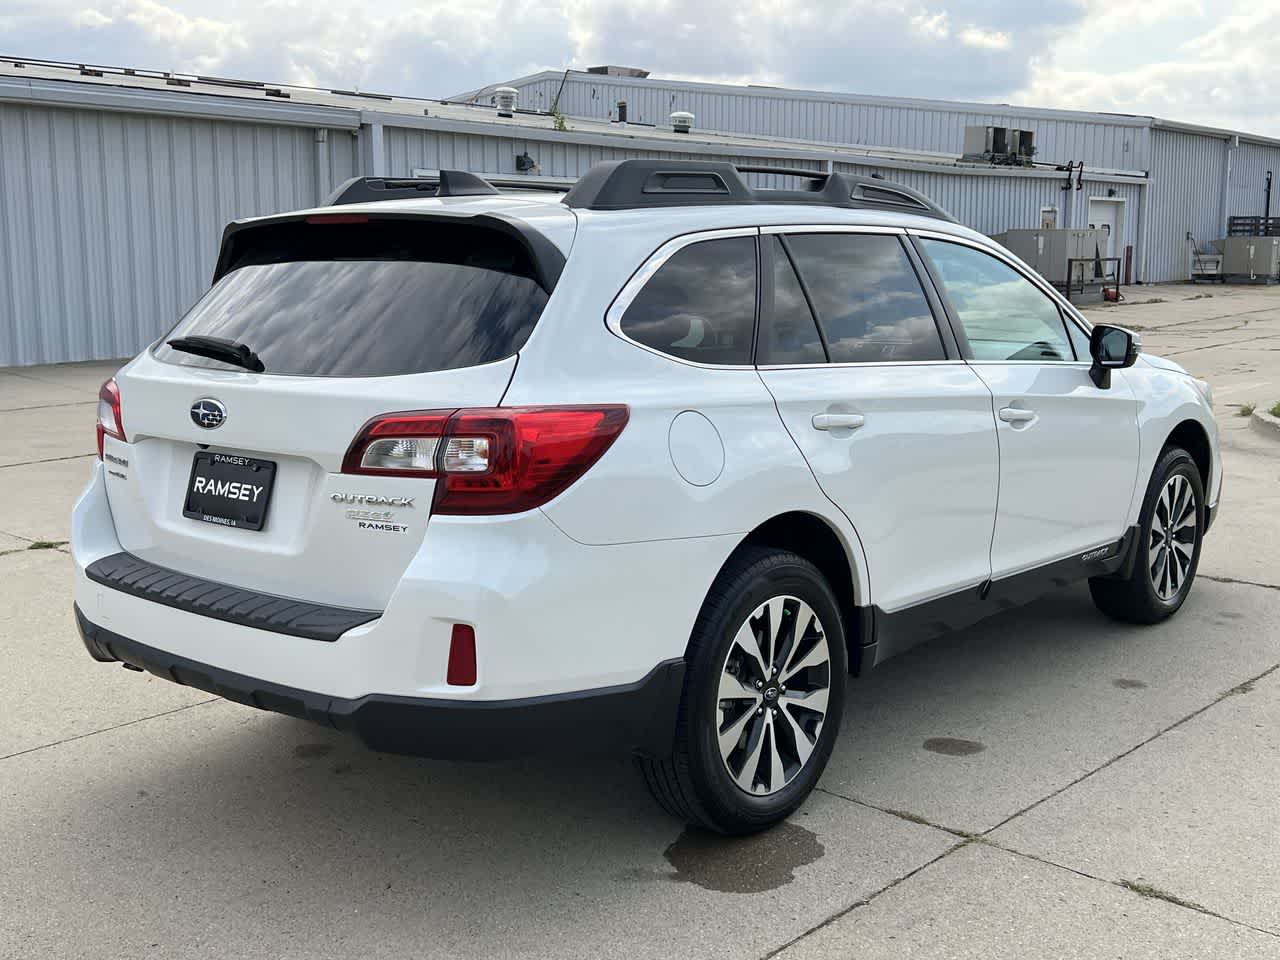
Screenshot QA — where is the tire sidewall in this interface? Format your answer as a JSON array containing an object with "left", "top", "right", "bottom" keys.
[
  {"left": 685, "top": 555, "right": 847, "bottom": 829},
  {"left": 1137, "top": 449, "right": 1205, "bottom": 616}
]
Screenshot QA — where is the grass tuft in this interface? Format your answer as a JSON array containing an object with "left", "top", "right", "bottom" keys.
[
  {"left": 1270, "top": 400, "right": 1280, "bottom": 418},
  {"left": 1239, "top": 402, "right": 1256, "bottom": 417},
  {"left": 27, "top": 540, "right": 67, "bottom": 550},
  {"left": 1119, "top": 880, "right": 1209, "bottom": 913}
]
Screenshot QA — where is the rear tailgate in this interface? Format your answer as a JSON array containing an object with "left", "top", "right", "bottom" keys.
[
  {"left": 100, "top": 209, "right": 567, "bottom": 611},
  {"left": 104, "top": 358, "right": 514, "bottom": 611}
]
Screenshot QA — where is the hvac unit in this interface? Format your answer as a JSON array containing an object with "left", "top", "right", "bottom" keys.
[
  {"left": 992, "top": 229, "right": 1109, "bottom": 285},
  {"left": 962, "top": 126, "right": 1036, "bottom": 166},
  {"left": 1220, "top": 236, "right": 1280, "bottom": 281}
]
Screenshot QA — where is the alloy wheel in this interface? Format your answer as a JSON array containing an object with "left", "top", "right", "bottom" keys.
[
  {"left": 1149, "top": 473, "right": 1197, "bottom": 602},
  {"left": 716, "top": 596, "right": 832, "bottom": 796}
]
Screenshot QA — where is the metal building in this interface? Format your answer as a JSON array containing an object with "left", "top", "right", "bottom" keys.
[{"left": 2, "top": 57, "right": 1278, "bottom": 366}]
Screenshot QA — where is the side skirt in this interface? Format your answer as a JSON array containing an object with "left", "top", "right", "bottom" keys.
[{"left": 858, "top": 526, "right": 1139, "bottom": 669}]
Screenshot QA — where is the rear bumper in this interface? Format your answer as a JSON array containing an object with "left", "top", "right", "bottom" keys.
[{"left": 76, "top": 605, "right": 685, "bottom": 760}]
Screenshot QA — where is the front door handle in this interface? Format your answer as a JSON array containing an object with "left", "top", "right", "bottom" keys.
[
  {"left": 998, "top": 407, "right": 1036, "bottom": 424},
  {"left": 812, "top": 413, "right": 866, "bottom": 431}
]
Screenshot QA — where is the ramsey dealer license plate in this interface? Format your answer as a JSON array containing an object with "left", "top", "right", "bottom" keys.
[{"left": 182, "top": 452, "right": 276, "bottom": 531}]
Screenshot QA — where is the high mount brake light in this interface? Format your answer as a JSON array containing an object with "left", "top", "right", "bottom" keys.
[
  {"left": 341, "top": 406, "right": 629, "bottom": 515},
  {"left": 96, "top": 378, "right": 125, "bottom": 459},
  {"left": 304, "top": 214, "right": 370, "bottom": 225}
]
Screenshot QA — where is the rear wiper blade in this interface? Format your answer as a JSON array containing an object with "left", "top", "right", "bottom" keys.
[{"left": 166, "top": 335, "right": 265, "bottom": 373}]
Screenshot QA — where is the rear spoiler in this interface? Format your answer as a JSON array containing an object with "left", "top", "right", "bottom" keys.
[
  {"left": 326, "top": 172, "right": 575, "bottom": 205},
  {"left": 211, "top": 210, "right": 567, "bottom": 294}
]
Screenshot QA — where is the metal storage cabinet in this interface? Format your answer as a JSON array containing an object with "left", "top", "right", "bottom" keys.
[{"left": 1221, "top": 237, "right": 1280, "bottom": 279}]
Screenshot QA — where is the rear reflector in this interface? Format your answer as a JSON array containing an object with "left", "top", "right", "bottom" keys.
[
  {"left": 341, "top": 405, "right": 629, "bottom": 515},
  {"left": 446, "top": 624, "right": 477, "bottom": 686},
  {"left": 96, "top": 378, "right": 125, "bottom": 459}
]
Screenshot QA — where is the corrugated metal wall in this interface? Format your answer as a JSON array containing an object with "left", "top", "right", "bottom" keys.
[
  {"left": 384, "top": 125, "right": 1143, "bottom": 272},
  {"left": 1228, "top": 140, "right": 1280, "bottom": 221},
  {"left": 0, "top": 102, "right": 356, "bottom": 365},
  {"left": 382, "top": 126, "right": 825, "bottom": 185},
  {"left": 508, "top": 75, "right": 1150, "bottom": 171},
  {"left": 6, "top": 91, "right": 1270, "bottom": 365},
  {"left": 834, "top": 161, "right": 1142, "bottom": 264},
  {"left": 1145, "top": 129, "right": 1229, "bottom": 282}
]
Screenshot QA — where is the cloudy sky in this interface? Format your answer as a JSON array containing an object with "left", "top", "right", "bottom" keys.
[{"left": 3, "top": 0, "right": 1278, "bottom": 136}]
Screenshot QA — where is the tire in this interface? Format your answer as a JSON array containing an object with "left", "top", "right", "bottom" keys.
[
  {"left": 638, "top": 546, "right": 847, "bottom": 834},
  {"left": 1089, "top": 446, "right": 1205, "bottom": 624}
]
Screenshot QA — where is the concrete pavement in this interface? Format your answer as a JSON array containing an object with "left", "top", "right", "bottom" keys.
[{"left": 1, "top": 293, "right": 1278, "bottom": 959}]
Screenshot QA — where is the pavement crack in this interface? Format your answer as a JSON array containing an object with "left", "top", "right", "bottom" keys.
[
  {"left": 759, "top": 838, "right": 974, "bottom": 960},
  {"left": 1202, "top": 573, "right": 1280, "bottom": 591},
  {"left": 988, "top": 841, "right": 1280, "bottom": 939},
  {"left": 984, "top": 662, "right": 1280, "bottom": 835},
  {"left": 0, "top": 453, "right": 95, "bottom": 470},
  {"left": 0, "top": 698, "right": 222, "bottom": 763},
  {"left": 0, "top": 400, "right": 95, "bottom": 413},
  {"left": 815, "top": 786, "right": 976, "bottom": 839}
]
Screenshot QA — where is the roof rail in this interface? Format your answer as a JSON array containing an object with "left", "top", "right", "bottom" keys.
[
  {"left": 561, "top": 159, "right": 955, "bottom": 220},
  {"left": 326, "top": 172, "right": 575, "bottom": 206}
]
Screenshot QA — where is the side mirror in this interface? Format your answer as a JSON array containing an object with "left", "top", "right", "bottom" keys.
[{"left": 1089, "top": 324, "right": 1139, "bottom": 388}]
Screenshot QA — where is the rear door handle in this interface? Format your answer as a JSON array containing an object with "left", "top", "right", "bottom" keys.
[
  {"left": 812, "top": 413, "right": 865, "bottom": 431},
  {"left": 998, "top": 407, "right": 1036, "bottom": 424}
]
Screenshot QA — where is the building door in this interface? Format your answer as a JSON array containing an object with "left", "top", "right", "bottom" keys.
[{"left": 1087, "top": 198, "right": 1125, "bottom": 260}]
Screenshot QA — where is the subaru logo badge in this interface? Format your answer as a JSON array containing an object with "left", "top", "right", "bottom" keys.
[{"left": 191, "top": 398, "right": 227, "bottom": 429}]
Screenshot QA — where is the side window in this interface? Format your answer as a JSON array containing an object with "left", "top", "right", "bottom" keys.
[
  {"left": 619, "top": 236, "right": 756, "bottom": 365},
  {"left": 785, "top": 233, "right": 946, "bottom": 363},
  {"left": 920, "top": 239, "right": 1074, "bottom": 362},
  {"left": 758, "top": 237, "right": 826, "bottom": 365}
]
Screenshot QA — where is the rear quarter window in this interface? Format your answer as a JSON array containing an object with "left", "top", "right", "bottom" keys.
[
  {"left": 155, "top": 219, "right": 549, "bottom": 378},
  {"left": 617, "top": 236, "right": 757, "bottom": 366}
]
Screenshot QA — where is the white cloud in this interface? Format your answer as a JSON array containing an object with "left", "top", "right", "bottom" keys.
[
  {"left": 910, "top": 10, "right": 950, "bottom": 40},
  {"left": 1015, "top": 3, "right": 1280, "bottom": 134},
  {"left": 958, "top": 26, "right": 1009, "bottom": 50},
  {"left": 71, "top": 8, "right": 113, "bottom": 28}
]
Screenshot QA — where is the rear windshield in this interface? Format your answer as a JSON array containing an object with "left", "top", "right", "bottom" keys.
[{"left": 155, "top": 219, "right": 549, "bottom": 378}]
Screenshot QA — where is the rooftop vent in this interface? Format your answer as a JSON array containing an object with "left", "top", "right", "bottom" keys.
[
  {"left": 494, "top": 86, "right": 518, "bottom": 117},
  {"left": 670, "top": 111, "right": 694, "bottom": 135},
  {"left": 586, "top": 65, "right": 650, "bottom": 78}
]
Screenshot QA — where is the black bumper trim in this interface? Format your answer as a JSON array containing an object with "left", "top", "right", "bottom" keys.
[
  {"left": 84, "top": 551, "right": 380, "bottom": 642},
  {"left": 75, "top": 606, "right": 685, "bottom": 760}
]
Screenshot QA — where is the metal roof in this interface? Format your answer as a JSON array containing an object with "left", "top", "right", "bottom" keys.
[
  {"left": 467, "top": 68, "right": 1280, "bottom": 151},
  {"left": 0, "top": 56, "right": 1151, "bottom": 183}
]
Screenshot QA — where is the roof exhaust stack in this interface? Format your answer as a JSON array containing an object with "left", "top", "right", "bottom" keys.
[
  {"left": 494, "top": 86, "right": 518, "bottom": 118},
  {"left": 670, "top": 111, "right": 694, "bottom": 134}
]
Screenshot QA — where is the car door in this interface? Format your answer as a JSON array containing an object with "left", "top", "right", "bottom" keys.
[
  {"left": 756, "top": 228, "right": 999, "bottom": 615},
  {"left": 914, "top": 234, "right": 1141, "bottom": 580}
]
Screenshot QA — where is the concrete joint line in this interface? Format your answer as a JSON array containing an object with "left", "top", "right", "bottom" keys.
[
  {"left": 987, "top": 841, "right": 1280, "bottom": 940},
  {"left": 759, "top": 838, "right": 975, "bottom": 960},
  {"left": 0, "top": 453, "right": 96, "bottom": 470},
  {"left": 0, "top": 698, "right": 222, "bottom": 763},
  {"left": 984, "top": 661, "right": 1280, "bottom": 835},
  {"left": 1202, "top": 574, "right": 1280, "bottom": 592}
]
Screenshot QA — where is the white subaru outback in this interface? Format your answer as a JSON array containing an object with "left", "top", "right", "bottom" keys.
[{"left": 73, "top": 160, "right": 1220, "bottom": 834}]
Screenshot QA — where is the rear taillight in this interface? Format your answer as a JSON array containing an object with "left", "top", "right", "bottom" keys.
[
  {"left": 96, "top": 378, "right": 125, "bottom": 459},
  {"left": 341, "top": 405, "right": 629, "bottom": 515}
]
